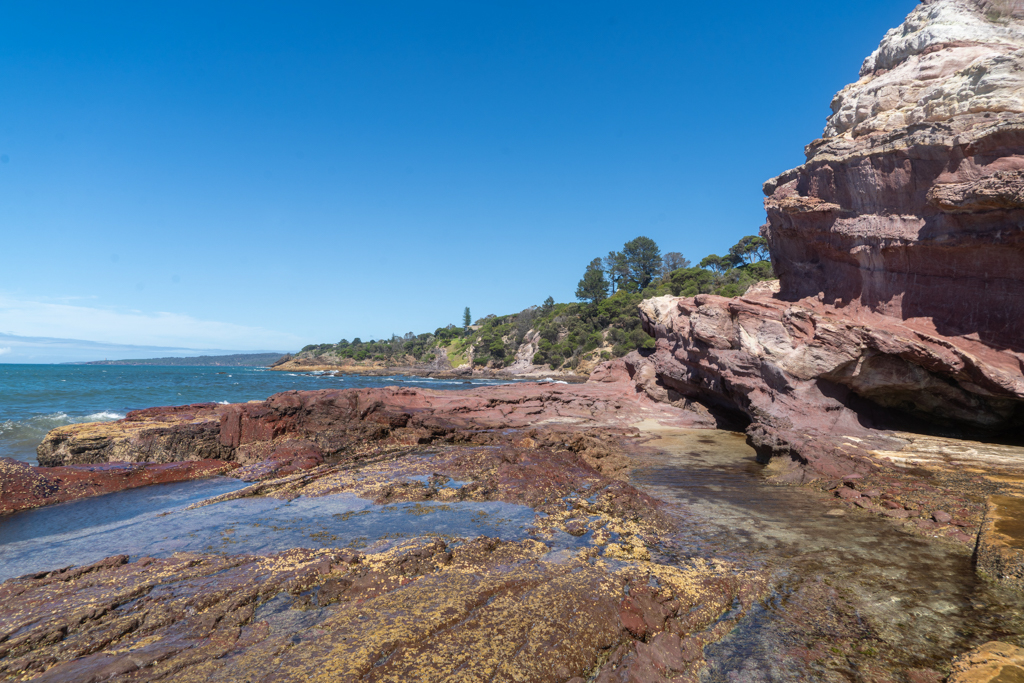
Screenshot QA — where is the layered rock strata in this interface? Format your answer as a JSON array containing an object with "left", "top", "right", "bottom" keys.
[
  {"left": 0, "top": 458, "right": 237, "bottom": 516},
  {"left": 765, "top": 0, "right": 1024, "bottom": 352},
  {"left": 0, "top": 543, "right": 763, "bottom": 683},
  {"left": 624, "top": 0, "right": 1024, "bottom": 483},
  {"left": 627, "top": 285, "right": 1024, "bottom": 477},
  {"left": 14, "top": 381, "right": 702, "bottom": 513}
]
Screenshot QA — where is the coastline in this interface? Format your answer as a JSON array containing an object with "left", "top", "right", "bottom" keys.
[
  {"left": 268, "top": 359, "right": 590, "bottom": 383},
  {"left": 6, "top": 2, "right": 1024, "bottom": 680},
  {"left": 5, "top": 379, "right": 1024, "bottom": 680}
]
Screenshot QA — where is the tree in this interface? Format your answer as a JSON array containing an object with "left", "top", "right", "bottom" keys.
[
  {"left": 541, "top": 296, "right": 555, "bottom": 313},
  {"left": 661, "top": 252, "right": 691, "bottom": 278},
  {"left": 575, "top": 257, "right": 609, "bottom": 305},
  {"left": 699, "top": 254, "right": 734, "bottom": 276},
  {"left": 463, "top": 307, "right": 472, "bottom": 328},
  {"left": 621, "top": 236, "right": 662, "bottom": 291},
  {"left": 728, "top": 235, "right": 771, "bottom": 265},
  {"left": 603, "top": 251, "right": 629, "bottom": 293}
]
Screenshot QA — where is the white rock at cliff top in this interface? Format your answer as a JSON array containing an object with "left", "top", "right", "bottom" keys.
[{"left": 824, "top": 0, "right": 1024, "bottom": 138}]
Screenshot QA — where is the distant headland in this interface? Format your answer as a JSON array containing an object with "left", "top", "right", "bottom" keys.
[{"left": 70, "top": 352, "right": 288, "bottom": 367}]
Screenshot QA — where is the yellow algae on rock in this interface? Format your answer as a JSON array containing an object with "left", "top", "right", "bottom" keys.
[
  {"left": 949, "top": 641, "right": 1024, "bottom": 683},
  {"left": 1, "top": 537, "right": 761, "bottom": 683},
  {"left": 977, "top": 495, "right": 1024, "bottom": 592}
]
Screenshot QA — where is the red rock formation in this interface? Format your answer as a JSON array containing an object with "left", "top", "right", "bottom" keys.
[
  {"left": 764, "top": 0, "right": 1024, "bottom": 352},
  {"left": 36, "top": 382, "right": 700, "bottom": 466},
  {"left": 617, "top": 0, "right": 1024, "bottom": 477},
  {"left": 19, "top": 381, "right": 701, "bottom": 511},
  {"left": 0, "top": 458, "right": 237, "bottom": 515}
]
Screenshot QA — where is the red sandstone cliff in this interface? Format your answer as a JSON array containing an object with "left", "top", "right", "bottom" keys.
[
  {"left": 625, "top": 0, "right": 1024, "bottom": 474},
  {"left": 765, "top": 0, "right": 1024, "bottom": 351}
]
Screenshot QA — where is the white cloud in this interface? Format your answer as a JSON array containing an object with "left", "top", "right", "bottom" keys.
[
  {"left": 0, "top": 295, "right": 304, "bottom": 351},
  {"left": 0, "top": 347, "right": 10, "bottom": 355}
]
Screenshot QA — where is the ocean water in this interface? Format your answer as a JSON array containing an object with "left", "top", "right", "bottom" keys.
[{"left": 0, "top": 364, "right": 521, "bottom": 465}]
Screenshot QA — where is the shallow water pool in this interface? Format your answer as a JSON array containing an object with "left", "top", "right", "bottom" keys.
[
  {"left": 632, "top": 428, "right": 1024, "bottom": 681},
  {"left": 0, "top": 476, "right": 538, "bottom": 581}
]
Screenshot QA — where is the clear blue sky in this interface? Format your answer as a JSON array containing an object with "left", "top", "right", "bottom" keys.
[{"left": 1, "top": 1, "right": 917, "bottom": 360}]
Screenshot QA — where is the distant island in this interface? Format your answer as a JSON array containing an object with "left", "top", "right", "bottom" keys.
[{"left": 74, "top": 353, "right": 289, "bottom": 367}]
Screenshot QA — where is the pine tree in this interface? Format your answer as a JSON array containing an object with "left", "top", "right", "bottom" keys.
[
  {"left": 621, "top": 236, "right": 663, "bottom": 291},
  {"left": 463, "top": 307, "right": 472, "bottom": 328},
  {"left": 575, "top": 257, "right": 609, "bottom": 305}
]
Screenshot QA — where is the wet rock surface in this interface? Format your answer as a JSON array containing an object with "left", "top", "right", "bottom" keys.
[
  {"left": 630, "top": 427, "right": 1024, "bottom": 683},
  {"left": 18, "top": 380, "right": 701, "bottom": 513},
  {"left": 977, "top": 495, "right": 1024, "bottom": 593},
  {"left": 0, "top": 423, "right": 769, "bottom": 683},
  {"left": 949, "top": 641, "right": 1024, "bottom": 683},
  {"left": 5, "top": 397, "right": 1024, "bottom": 680},
  {"left": 0, "top": 542, "right": 761, "bottom": 683},
  {"left": 0, "top": 457, "right": 238, "bottom": 516}
]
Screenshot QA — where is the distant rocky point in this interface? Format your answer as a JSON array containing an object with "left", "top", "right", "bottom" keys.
[{"left": 76, "top": 352, "right": 290, "bottom": 367}]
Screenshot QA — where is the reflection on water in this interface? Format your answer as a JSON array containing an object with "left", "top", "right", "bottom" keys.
[
  {"left": 0, "top": 477, "right": 538, "bottom": 582},
  {"left": 632, "top": 428, "right": 1024, "bottom": 681}
]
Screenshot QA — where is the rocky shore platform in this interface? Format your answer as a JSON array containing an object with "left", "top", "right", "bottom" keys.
[
  {"left": 1, "top": 380, "right": 776, "bottom": 682},
  {"left": 2, "top": 370, "right": 1024, "bottom": 681},
  {"left": 7, "top": 0, "right": 1024, "bottom": 679},
  {"left": 269, "top": 358, "right": 589, "bottom": 382}
]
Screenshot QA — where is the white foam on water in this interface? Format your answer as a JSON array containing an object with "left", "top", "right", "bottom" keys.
[{"left": 82, "top": 411, "right": 125, "bottom": 422}]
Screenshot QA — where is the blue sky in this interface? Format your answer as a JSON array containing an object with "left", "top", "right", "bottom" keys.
[{"left": 1, "top": 1, "right": 917, "bottom": 361}]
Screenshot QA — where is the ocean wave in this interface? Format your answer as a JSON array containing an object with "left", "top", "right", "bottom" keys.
[
  {"left": 82, "top": 411, "right": 126, "bottom": 422},
  {"left": 0, "top": 411, "right": 120, "bottom": 463},
  {"left": 0, "top": 410, "right": 124, "bottom": 442}
]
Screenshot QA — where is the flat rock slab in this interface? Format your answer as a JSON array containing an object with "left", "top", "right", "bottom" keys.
[
  {"left": 0, "top": 457, "right": 239, "bottom": 515},
  {"left": 977, "top": 495, "right": 1024, "bottom": 592},
  {"left": 949, "top": 641, "right": 1024, "bottom": 683},
  {"left": 868, "top": 435, "right": 1024, "bottom": 475},
  {"left": 0, "top": 542, "right": 765, "bottom": 682}
]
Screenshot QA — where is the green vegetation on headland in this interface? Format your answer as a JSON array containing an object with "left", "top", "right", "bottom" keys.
[
  {"left": 293, "top": 235, "right": 773, "bottom": 373},
  {"left": 78, "top": 353, "right": 288, "bottom": 367}
]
